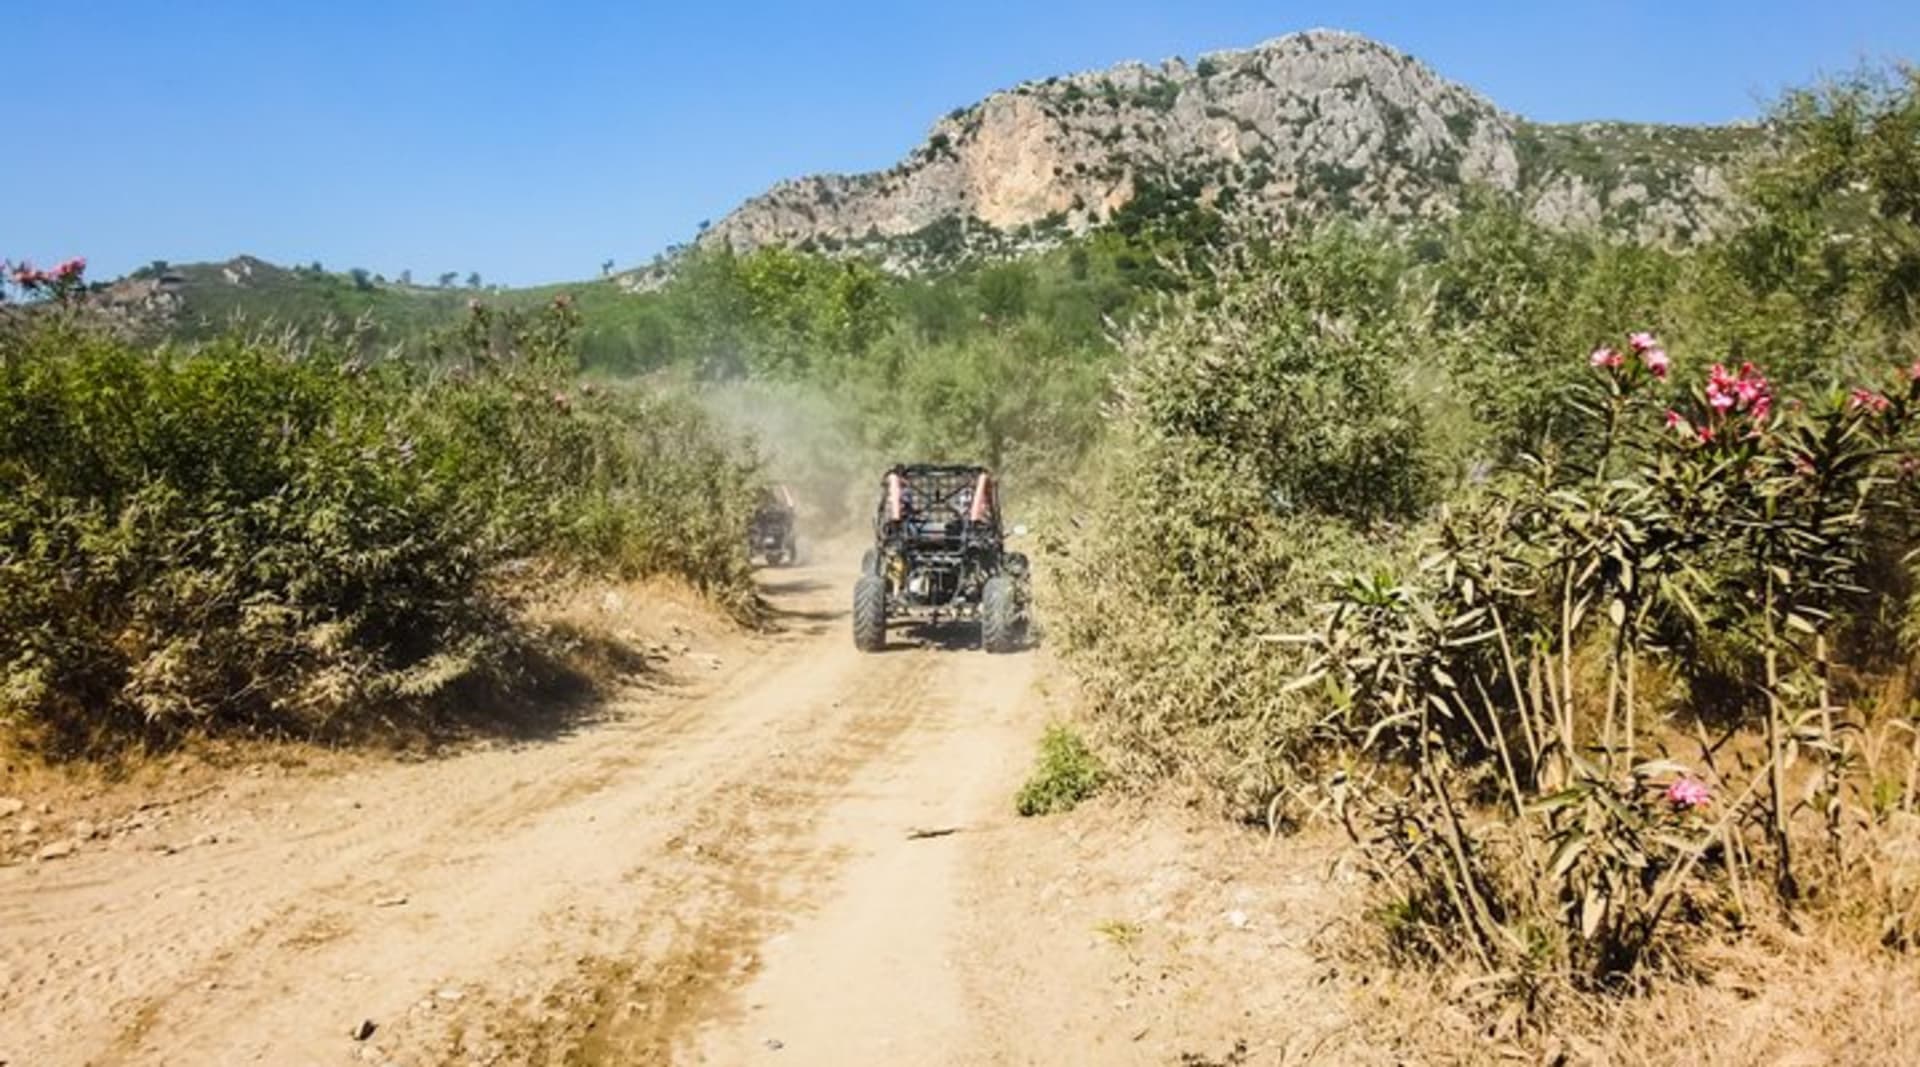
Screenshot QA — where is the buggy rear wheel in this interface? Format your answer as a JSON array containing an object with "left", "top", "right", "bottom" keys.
[
  {"left": 981, "top": 575, "right": 1021, "bottom": 654},
  {"left": 853, "top": 574, "right": 887, "bottom": 652}
]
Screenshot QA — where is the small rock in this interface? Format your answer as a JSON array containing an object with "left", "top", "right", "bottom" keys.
[
  {"left": 18, "top": 819, "right": 40, "bottom": 837},
  {"left": 192, "top": 832, "right": 220, "bottom": 847},
  {"left": 350, "top": 1019, "right": 377, "bottom": 1041},
  {"left": 0, "top": 797, "right": 23, "bottom": 818},
  {"left": 764, "top": 1038, "right": 785, "bottom": 1051},
  {"left": 1226, "top": 909, "right": 1250, "bottom": 929},
  {"left": 71, "top": 820, "right": 98, "bottom": 840},
  {"left": 435, "top": 987, "right": 464, "bottom": 1002},
  {"left": 374, "top": 894, "right": 409, "bottom": 908},
  {"left": 36, "top": 839, "right": 77, "bottom": 861}
]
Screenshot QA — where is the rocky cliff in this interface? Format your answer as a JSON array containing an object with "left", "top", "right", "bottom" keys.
[{"left": 700, "top": 30, "right": 1756, "bottom": 270}]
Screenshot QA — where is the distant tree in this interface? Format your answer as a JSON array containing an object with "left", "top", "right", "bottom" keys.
[
  {"left": 308, "top": 261, "right": 324, "bottom": 274},
  {"left": 601, "top": 259, "right": 615, "bottom": 277},
  {"left": 438, "top": 272, "right": 458, "bottom": 288},
  {"left": 466, "top": 271, "right": 482, "bottom": 289},
  {"left": 148, "top": 259, "right": 169, "bottom": 275},
  {"left": 697, "top": 219, "right": 711, "bottom": 233},
  {"left": 399, "top": 269, "right": 413, "bottom": 286},
  {"left": 348, "top": 268, "right": 373, "bottom": 291}
]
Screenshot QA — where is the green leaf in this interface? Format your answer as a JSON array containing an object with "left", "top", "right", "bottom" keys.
[{"left": 1548, "top": 831, "right": 1589, "bottom": 880}]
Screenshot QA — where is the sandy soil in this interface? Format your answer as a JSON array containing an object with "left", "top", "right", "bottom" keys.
[{"left": 0, "top": 553, "right": 1362, "bottom": 1067}]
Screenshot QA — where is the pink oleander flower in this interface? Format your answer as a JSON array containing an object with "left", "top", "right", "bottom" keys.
[
  {"left": 1629, "top": 331, "right": 1658, "bottom": 353},
  {"left": 52, "top": 257, "right": 85, "bottom": 280},
  {"left": 1850, "top": 388, "right": 1891, "bottom": 414},
  {"left": 1642, "top": 347, "right": 1670, "bottom": 379},
  {"left": 1697, "top": 423, "right": 1716, "bottom": 443},
  {"left": 1590, "top": 346, "right": 1622, "bottom": 369},
  {"left": 1665, "top": 409, "right": 1684, "bottom": 430},
  {"left": 1666, "top": 777, "right": 1711, "bottom": 809},
  {"left": 1909, "top": 360, "right": 1920, "bottom": 382},
  {"left": 1750, "top": 395, "right": 1772, "bottom": 423}
]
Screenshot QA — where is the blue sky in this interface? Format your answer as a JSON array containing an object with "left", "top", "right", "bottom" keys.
[{"left": 5, "top": 1, "right": 1917, "bottom": 286}]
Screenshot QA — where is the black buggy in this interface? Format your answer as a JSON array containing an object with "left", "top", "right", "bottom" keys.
[
  {"left": 852, "top": 463, "right": 1029, "bottom": 653},
  {"left": 748, "top": 484, "right": 798, "bottom": 566}
]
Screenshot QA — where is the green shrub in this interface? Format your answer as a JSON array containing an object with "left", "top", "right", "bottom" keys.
[
  {"left": 1015, "top": 725, "right": 1106, "bottom": 816},
  {"left": 1054, "top": 228, "right": 1434, "bottom": 808},
  {"left": 0, "top": 295, "right": 756, "bottom": 756}
]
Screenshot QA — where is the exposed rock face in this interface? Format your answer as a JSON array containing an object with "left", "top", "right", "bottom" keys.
[{"left": 702, "top": 30, "right": 1755, "bottom": 269}]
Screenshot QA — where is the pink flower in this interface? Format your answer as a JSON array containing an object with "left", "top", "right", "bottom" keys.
[
  {"left": 1750, "top": 395, "right": 1771, "bottom": 423},
  {"left": 1665, "top": 777, "right": 1711, "bottom": 809},
  {"left": 1628, "top": 331, "right": 1658, "bottom": 353},
  {"left": 52, "top": 257, "right": 85, "bottom": 280},
  {"left": 1909, "top": 361, "right": 1920, "bottom": 382},
  {"left": 1590, "top": 346, "right": 1622, "bottom": 369},
  {"left": 1697, "top": 423, "right": 1716, "bottom": 443},
  {"left": 1642, "top": 347, "right": 1670, "bottom": 379},
  {"left": 1850, "top": 388, "right": 1891, "bottom": 414},
  {"left": 1665, "top": 409, "right": 1684, "bottom": 430}
]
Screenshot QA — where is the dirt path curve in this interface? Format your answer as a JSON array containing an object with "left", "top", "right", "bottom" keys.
[{"left": 1, "top": 551, "right": 1356, "bottom": 1067}]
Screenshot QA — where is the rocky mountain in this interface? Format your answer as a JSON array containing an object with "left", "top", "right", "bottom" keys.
[{"left": 701, "top": 30, "right": 1759, "bottom": 270}]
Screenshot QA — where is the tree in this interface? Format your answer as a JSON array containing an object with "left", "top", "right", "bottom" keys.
[
  {"left": 601, "top": 259, "right": 615, "bottom": 277},
  {"left": 348, "top": 268, "right": 373, "bottom": 291},
  {"left": 466, "top": 271, "right": 482, "bottom": 289},
  {"left": 438, "top": 272, "right": 458, "bottom": 288},
  {"left": 399, "top": 269, "right": 413, "bottom": 286}
]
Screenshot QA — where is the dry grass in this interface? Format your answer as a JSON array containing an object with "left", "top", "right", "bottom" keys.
[{"left": 1339, "top": 916, "right": 1920, "bottom": 1066}]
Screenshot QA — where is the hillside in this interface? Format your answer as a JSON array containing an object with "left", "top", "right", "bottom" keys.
[{"left": 702, "top": 29, "right": 1759, "bottom": 270}]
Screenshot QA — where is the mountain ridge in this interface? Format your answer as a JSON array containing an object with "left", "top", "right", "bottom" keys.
[{"left": 699, "top": 29, "right": 1758, "bottom": 271}]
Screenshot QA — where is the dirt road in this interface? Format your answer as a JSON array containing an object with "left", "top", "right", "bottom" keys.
[{"left": 1, "top": 555, "right": 1356, "bottom": 1066}]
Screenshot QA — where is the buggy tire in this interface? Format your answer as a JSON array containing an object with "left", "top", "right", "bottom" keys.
[
  {"left": 853, "top": 575, "right": 888, "bottom": 652},
  {"left": 981, "top": 575, "right": 1021, "bottom": 654}
]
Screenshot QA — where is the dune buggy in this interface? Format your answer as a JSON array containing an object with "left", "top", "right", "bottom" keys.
[
  {"left": 749, "top": 484, "right": 798, "bottom": 566},
  {"left": 852, "top": 463, "right": 1029, "bottom": 653}
]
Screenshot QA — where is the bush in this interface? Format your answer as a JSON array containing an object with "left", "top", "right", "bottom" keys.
[
  {"left": 1015, "top": 725, "right": 1106, "bottom": 816},
  {"left": 1054, "top": 228, "right": 1434, "bottom": 808},
  {"left": 1298, "top": 334, "right": 1920, "bottom": 998},
  {"left": 0, "top": 291, "right": 757, "bottom": 756}
]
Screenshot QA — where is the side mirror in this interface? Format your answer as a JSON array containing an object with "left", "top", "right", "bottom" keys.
[{"left": 1011, "top": 524, "right": 1029, "bottom": 538}]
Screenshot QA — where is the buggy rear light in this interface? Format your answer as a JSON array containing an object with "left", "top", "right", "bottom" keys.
[
  {"left": 887, "top": 471, "right": 904, "bottom": 522},
  {"left": 969, "top": 471, "right": 991, "bottom": 523}
]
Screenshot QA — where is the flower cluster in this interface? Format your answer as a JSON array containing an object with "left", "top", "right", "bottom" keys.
[
  {"left": 1706, "top": 362, "right": 1772, "bottom": 421},
  {"left": 2, "top": 257, "right": 88, "bottom": 301},
  {"left": 1589, "top": 330, "right": 1669, "bottom": 384},
  {"left": 1665, "top": 361, "right": 1774, "bottom": 445},
  {"left": 1664, "top": 777, "right": 1711, "bottom": 810},
  {"left": 1849, "top": 387, "right": 1892, "bottom": 414}
]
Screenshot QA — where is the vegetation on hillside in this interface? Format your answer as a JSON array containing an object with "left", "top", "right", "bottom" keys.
[
  {"left": 0, "top": 278, "right": 755, "bottom": 758},
  {"left": 1048, "top": 64, "right": 1920, "bottom": 1054}
]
